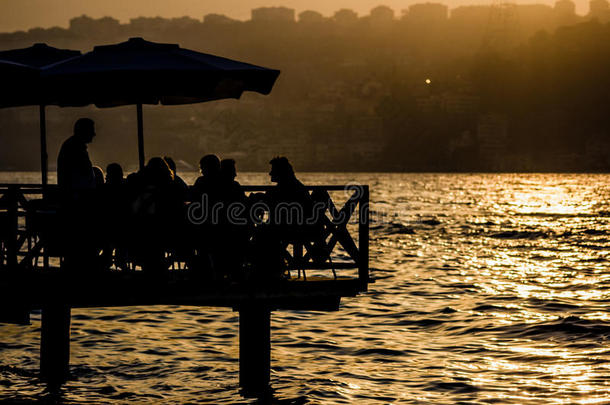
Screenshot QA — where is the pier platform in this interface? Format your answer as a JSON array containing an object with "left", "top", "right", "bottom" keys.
[{"left": 0, "top": 183, "right": 370, "bottom": 393}]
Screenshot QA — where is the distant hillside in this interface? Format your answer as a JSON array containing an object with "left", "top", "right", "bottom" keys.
[
  {"left": 0, "top": 0, "right": 586, "bottom": 33},
  {"left": 1, "top": 4, "right": 610, "bottom": 172}
]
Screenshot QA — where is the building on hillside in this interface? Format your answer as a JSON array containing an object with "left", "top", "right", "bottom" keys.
[
  {"left": 448, "top": 5, "right": 490, "bottom": 43},
  {"left": 334, "top": 9, "right": 359, "bottom": 26},
  {"left": 370, "top": 5, "right": 395, "bottom": 25},
  {"left": 516, "top": 4, "right": 555, "bottom": 37},
  {"left": 349, "top": 116, "right": 386, "bottom": 164},
  {"left": 442, "top": 93, "right": 479, "bottom": 115},
  {"left": 589, "top": 0, "right": 610, "bottom": 21},
  {"left": 450, "top": 6, "right": 490, "bottom": 25},
  {"left": 477, "top": 113, "right": 508, "bottom": 169},
  {"left": 404, "top": 3, "right": 448, "bottom": 25},
  {"left": 416, "top": 95, "right": 442, "bottom": 114},
  {"left": 129, "top": 17, "right": 169, "bottom": 33},
  {"left": 168, "top": 16, "right": 200, "bottom": 28},
  {"left": 204, "top": 14, "right": 239, "bottom": 25},
  {"left": 299, "top": 10, "right": 325, "bottom": 24},
  {"left": 70, "top": 15, "right": 122, "bottom": 37},
  {"left": 415, "top": 90, "right": 479, "bottom": 115},
  {"left": 553, "top": 0, "right": 578, "bottom": 26},
  {"left": 251, "top": 7, "right": 296, "bottom": 23}
]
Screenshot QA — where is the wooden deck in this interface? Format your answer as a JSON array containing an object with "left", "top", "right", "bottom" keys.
[{"left": 0, "top": 271, "right": 364, "bottom": 312}]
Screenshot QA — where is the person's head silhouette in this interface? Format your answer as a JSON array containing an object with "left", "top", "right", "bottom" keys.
[
  {"left": 74, "top": 118, "right": 96, "bottom": 144},
  {"left": 146, "top": 157, "right": 174, "bottom": 184},
  {"left": 199, "top": 154, "right": 220, "bottom": 177},
  {"left": 106, "top": 163, "right": 124, "bottom": 185},
  {"left": 220, "top": 159, "right": 237, "bottom": 182},
  {"left": 269, "top": 156, "right": 295, "bottom": 184},
  {"left": 164, "top": 156, "right": 177, "bottom": 175}
]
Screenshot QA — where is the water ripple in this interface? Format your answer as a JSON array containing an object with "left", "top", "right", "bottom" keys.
[{"left": 2, "top": 173, "right": 610, "bottom": 403}]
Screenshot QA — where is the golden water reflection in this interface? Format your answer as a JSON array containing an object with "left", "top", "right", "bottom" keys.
[{"left": 1, "top": 173, "right": 610, "bottom": 403}]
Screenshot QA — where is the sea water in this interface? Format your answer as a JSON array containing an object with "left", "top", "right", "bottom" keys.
[{"left": 1, "top": 172, "right": 609, "bottom": 404}]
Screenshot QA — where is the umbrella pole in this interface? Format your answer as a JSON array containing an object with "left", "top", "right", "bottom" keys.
[
  {"left": 137, "top": 103, "right": 145, "bottom": 170},
  {"left": 39, "top": 104, "right": 48, "bottom": 189}
]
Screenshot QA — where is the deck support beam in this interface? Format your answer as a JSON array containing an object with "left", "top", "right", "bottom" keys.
[
  {"left": 40, "top": 305, "right": 71, "bottom": 384},
  {"left": 239, "top": 306, "right": 270, "bottom": 393}
]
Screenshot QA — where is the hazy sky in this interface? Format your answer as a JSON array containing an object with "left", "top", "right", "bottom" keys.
[{"left": 0, "top": 0, "right": 586, "bottom": 32}]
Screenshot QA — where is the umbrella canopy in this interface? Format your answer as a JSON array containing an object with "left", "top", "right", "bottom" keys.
[
  {"left": 0, "top": 59, "right": 41, "bottom": 107},
  {"left": 0, "top": 43, "right": 81, "bottom": 68},
  {"left": 41, "top": 37, "right": 280, "bottom": 168},
  {"left": 0, "top": 59, "right": 39, "bottom": 76},
  {"left": 43, "top": 37, "right": 280, "bottom": 108},
  {"left": 0, "top": 43, "right": 82, "bottom": 106},
  {"left": 0, "top": 44, "right": 82, "bottom": 187}
]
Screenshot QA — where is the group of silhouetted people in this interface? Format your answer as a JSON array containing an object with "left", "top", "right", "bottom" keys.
[{"left": 55, "top": 118, "right": 318, "bottom": 280}]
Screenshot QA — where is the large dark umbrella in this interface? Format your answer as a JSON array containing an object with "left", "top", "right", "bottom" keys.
[
  {"left": 0, "top": 60, "right": 39, "bottom": 104},
  {"left": 0, "top": 43, "right": 82, "bottom": 187},
  {"left": 43, "top": 37, "right": 280, "bottom": 169},
  {"left": 0, "top": 43, "right": 81, "bottom": 68}
]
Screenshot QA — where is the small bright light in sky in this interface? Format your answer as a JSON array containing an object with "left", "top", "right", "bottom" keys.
[{"left": 425, "top": 79, "right": 431, "bottom": 84}]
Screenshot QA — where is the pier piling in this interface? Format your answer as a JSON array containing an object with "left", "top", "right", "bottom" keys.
[
  {"left": 239, "top": 306, "right": 270, "bottom": 393},
  {"left": 40, "top": 305, "right": 71, "bottom": 384}
]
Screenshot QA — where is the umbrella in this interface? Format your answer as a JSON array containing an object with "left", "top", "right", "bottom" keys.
[
  {"left": 0, "top": 59, "right": 39, "bottom": 102},
  {"left": 0, "top": 43, "right": 82, "bottom": 187},
  {"left": 0, "top": 43, "right": 80, "bottom": 68},
  {"left": 43, "top": 37, "right": 280, "bottom": 169}
]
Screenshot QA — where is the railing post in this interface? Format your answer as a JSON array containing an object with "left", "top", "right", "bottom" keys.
[
  {"left": 358, "top": 185, "right": 369, "bottom": 290},
  {"left": 6, "top": 186, "right": 18, "bottom": 268},
  {"left": 39, "top": 105, "right": 49, "bottom": 189}
]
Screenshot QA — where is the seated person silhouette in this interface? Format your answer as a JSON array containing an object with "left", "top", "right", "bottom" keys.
[
  {"left": 129, "top": 157, "right": 183, "bottom": 274},
  {"left": 162, "top": 156, "right": 192, "bottom": 269},
  {"left": 250, "top": 157, "right": 316, "bottom": 279},
  {"left": 105, "top": 163, "right": 124, "bottom": 186},
  {"left": 100, "top": 163, "right": 127, "bottom": 270},
  {"left": 191, "top": 154, "right": 221, "bottom": 202},
  {"left": 266, "top": 157, "right": 312, "bottom": 218},
  {"left": 164, "top": 156, "right": 188, "bottom": 202},
  {"left": 216, "top": 159, "right": 248, "bottom": 280},
  {"left": 189, "top": 155, "right": 222, "bottom": 278},
  {"left": 219, "top": 159, "right": 246, "bottom": 204}
]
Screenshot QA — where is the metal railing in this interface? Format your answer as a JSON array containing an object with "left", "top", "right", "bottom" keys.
[{"left": 0, "top": 184, "right": 369, "bottom": 286}]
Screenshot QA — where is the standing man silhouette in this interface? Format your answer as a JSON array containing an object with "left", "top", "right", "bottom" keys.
[
  {"left": 56, "top": 118, "right": 99, "bottom": 272},
  {"left": 57, "top": 118, "right": 96, "bottom": 193}
]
